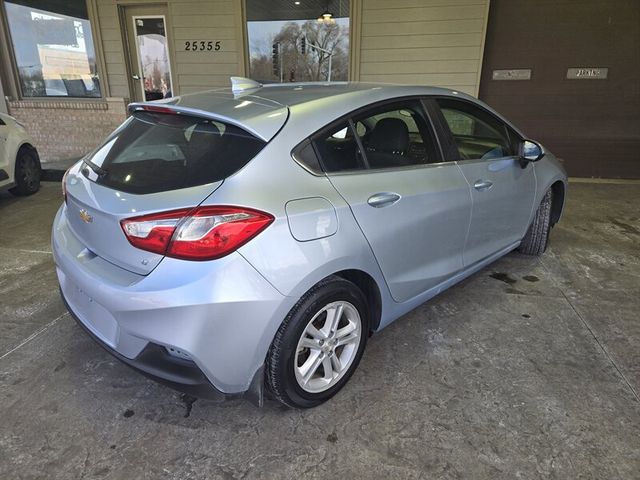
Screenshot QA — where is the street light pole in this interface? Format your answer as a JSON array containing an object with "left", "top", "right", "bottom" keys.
[{"left": 308, "top": 42, "right": 333, "bottom": 82}]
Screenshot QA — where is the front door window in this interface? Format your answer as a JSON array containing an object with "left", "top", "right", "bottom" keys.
[{"left": 437, "top": 98, "right": 514, "bottom": 160}]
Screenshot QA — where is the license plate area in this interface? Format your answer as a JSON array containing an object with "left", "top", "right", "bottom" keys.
[{"left": 67, "top": 283, "right": 119, "bottom": 348}]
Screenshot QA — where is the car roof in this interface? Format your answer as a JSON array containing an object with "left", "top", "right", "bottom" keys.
[
  {"left": 137, "top": 81, "right": 482, "bottom": 141},
  {"left": 242, "top": 82, "right": 459, "bottom": 106},
  {"left": 172, "top": 81, "right": 465, "bottom": 109}
]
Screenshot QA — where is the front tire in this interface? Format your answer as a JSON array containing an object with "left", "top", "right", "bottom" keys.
[
  {"left": 9, "top": 148, "right": 41, "bottom": 196},
  {"left": 518, "top": 188, "right": 553, "bottom": 256},
  {"left": 266, "top": 276, "right": 369, "bottom": 408}
]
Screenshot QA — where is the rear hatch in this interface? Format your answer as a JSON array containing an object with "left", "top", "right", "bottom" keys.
[{"left": 64, "top": 96, "right": 286, "bottom": 275}]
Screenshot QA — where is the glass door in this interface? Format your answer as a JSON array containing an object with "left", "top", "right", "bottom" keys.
[{"left": 124, "top": 6, "right": 174, "bottom": 101}]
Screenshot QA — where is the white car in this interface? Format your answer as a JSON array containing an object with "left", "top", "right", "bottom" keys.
[{"left": 0, "top": 112, "right": 40, "bottom": 196}]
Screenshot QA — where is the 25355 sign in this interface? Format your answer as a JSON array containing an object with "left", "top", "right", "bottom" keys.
[{"left": 184, "top": 41, "right": 221, "bottom": 51}]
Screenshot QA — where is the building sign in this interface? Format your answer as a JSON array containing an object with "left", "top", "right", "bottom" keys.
[
  {"left": 184, "top": 41, "right": 222, "bottom": 51},
  {"left": 492, "top": 69, "right": 532, "bottom": 81},
  {"left": 567, "top": 67, "right": 608, "bottom": 79}
]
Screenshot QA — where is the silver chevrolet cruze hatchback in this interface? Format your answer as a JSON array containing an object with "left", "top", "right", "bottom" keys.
[{"left": 53, "top": 79, "right": 567, "bottom": 408}]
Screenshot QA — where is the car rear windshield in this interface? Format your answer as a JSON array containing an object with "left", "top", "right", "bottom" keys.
[{"left": 83, "top": 111, "right": 266, "bottom": 194}]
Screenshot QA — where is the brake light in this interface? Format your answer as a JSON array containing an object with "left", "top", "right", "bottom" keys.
[
  {"left": 120, "top": 206, "right": 273, "bottom": 260},
  {"left": 135, "top": 105, "right": 177, "bottom": 114}
]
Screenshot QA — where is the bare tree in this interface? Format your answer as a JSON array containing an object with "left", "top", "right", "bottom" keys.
[
  {"left": 301, "top": 21, "right": 345, "bottom": 81},
  {"left": 250, "top": 19, "right": 349, "bottom": 82}
]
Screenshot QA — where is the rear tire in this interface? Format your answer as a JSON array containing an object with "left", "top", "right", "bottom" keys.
[
  {"left": 518, "top": 188, "right": 553, "bottom": 256},
  {"left": 266, "top": 276, "right": 369, "bottom": 408},
  {"left": 9, "top": 148, "right": 41, "bottom": 196}
]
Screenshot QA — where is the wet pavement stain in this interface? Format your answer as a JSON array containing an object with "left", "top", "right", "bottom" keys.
[
  {"left": 505, "top": 288, "right": 526, "bottom": 295},
  {"left": 489, "top": 272, "right": 517, "bottom": 285},
  {"left": 123, "top": 409, "right": 135, "bottom": 418},
  {"left": 522, "top": 314, "right": 531, "bottom": 318},
  {"left": 609, "top": 218, "right": 640, "bottom": 236},
  {"left": 181, "top": 394, "right": 197, "bottom": 418},
  {"left": 523, "top": 275, "right": 540, "bottom": 282},
  {"left": 326, "top": 431, "right": 338, "bottom": 443}
]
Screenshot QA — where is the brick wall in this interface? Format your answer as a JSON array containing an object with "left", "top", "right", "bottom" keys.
[{"left": 7, "top": 98, "right": 128, "bottom": 163}]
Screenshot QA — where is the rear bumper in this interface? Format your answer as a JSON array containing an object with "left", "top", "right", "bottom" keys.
[
  {"left": 62, "top": 289, "right": 233, "bottom": 401},
  {"left": 52, "top": 204, "right": 295, "bottom": 402}
]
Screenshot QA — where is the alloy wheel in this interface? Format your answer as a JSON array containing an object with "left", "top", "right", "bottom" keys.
[{"left": 294, "top": 300, "right": 362, "bottom": 393}]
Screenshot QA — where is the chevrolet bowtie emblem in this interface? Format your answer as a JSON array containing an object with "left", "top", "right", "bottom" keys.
[{"left": 79, "top": 209, "right": 93, "bottom": 223}]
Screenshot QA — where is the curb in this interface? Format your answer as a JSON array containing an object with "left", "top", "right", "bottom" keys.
[{"left": 41, "top": 168, "right": 66, "bottom": 182}]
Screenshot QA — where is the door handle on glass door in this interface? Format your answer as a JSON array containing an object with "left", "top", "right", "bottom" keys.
[
  {"left": 474, "top": 180, "right": 493, "bottom": 191},
  {"left": 367, "top": 192, "right": 401, "bottom": 208}
]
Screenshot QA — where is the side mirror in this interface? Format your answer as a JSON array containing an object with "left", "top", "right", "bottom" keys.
[{"left": 519, "top": 140, "right": 545, "bottom": 162}]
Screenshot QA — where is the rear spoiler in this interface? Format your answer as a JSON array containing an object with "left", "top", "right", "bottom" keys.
[{"left": 128, "top": 102, "right": 273, "bottom": 141}]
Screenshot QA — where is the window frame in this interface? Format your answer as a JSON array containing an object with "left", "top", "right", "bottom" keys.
[
  {"left": 429, "top": 96, "right": 524, "bottom": 163},
  {"left": 291, "top": 95, "right": 449, "bottom": 176},
  {"left": 0, "top": 0, "right": 105, "bottom": 100}
]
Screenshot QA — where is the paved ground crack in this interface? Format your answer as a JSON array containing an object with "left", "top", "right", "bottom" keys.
[
  {"left": 540, "top": 258, "right": 640, "bottom": 404},
  {"left": 0, "top": 312, "right": 68, "bottom": 361}
]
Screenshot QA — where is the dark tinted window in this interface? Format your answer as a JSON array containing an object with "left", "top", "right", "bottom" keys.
[
  {"left": 313, "top": 121, "right": 367, "bottom": 173},
  {"left": 292, "top": 139, "right": 322, "bottom": 174},
  {"left": 437, "top": 98, "right": 513, "bottom": 160},
  {"left": 352, "top": 101, "right": 439, "bottom": 169},
  {"left": 312, "top": 100, "right": 440, "bottom": 173},
  {"left": 84, "top": 112, "right": 265, "bottom": 194}
]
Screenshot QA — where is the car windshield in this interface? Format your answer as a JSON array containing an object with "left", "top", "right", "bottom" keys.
[{"left": 84, "top": 111, "right": 266, "bottom": 194}]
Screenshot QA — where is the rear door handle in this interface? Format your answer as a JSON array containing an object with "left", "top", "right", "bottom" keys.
[
  {"left": 474, "top": 179, "right": 493, "bottom": 191},
  {"left": 367, "top": 192, "right": 401, "bottom": 208}
]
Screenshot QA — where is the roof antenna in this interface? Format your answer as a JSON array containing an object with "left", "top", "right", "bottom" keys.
[{"left": 230, "top": 77, "right": 262, "bottom": 94}]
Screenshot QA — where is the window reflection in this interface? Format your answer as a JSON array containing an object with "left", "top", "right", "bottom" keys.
[
  {"left": 246, "top": 0, "right": 350, "bottom": 83},
  {"left": 4, "top": 0, "right": 101, "bottom": 98},
  {"left": 134, "top": 17, "right": 173, "bottom": 100}
]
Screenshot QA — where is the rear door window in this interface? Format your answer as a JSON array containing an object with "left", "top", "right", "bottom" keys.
[
  {"left": 352, "top": 101, "right": 440, "bottom": 169},
  {"left": 312, "top": 121, "right": 367, "bottom": 173},
  {"left": 311, "top": 100, "right": 440, "bottom": 173},
  {"left": 84, "top": 111, "right": 265, "bottom": 194}
]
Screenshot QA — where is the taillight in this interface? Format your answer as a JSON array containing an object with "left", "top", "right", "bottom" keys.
[
  {"left": 120, "top": 206, "right": 274, "bottom": 261},
  {"left": 121, "top": 208, "right": 191, "bottom": 256},
  {"left": 62, "top": 168, "right": 70, "bottom": 203}
]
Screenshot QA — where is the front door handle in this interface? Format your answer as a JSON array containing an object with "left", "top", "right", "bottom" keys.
[
  {"left": 367, "top": 192, "right": 401, "bottom": 208},
  {"left": 132, "top": 74, "right": 141, "bottom": 80},
  {"left": 474, "top": 179, "right": 493, "bottom": 191}
]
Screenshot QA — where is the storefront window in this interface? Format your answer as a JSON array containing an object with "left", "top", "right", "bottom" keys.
[
  {"left": 246, "top": 0, "right": 349, "bottom": 83},
  {"left": 4, "top": 0, "right": 101, "bottom": 98}
]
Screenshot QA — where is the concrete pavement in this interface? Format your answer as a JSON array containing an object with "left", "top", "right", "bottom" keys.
[{"left": 1, "top": 181, "right": 639, "bottom": 479}]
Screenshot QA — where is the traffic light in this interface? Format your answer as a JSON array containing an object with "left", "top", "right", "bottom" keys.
[
  {"left": 300, "top": 36, "right": 306, "bottom": 55},
  {"left": 272, "top": 42, "right": 280, "bottom": 76}
]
